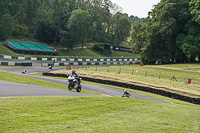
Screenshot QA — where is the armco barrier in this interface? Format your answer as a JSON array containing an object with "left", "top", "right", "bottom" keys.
[
  {"left": 42, "top": 72, "right": 200, "bottom": 105},
  {"left": 0, "top": 62, "right": 32, "bottom": 66},
  {"left": 0, "top": 54, "right": 140, "bottom": 62},
  {"left": 41, "top": 61, "right": 139, "bottom": 67}
]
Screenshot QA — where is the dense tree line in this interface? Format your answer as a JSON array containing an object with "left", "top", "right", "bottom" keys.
[
  {"left": 0, "top": 0, "right": 131, "bottom": 49},
  {"left": 1, "top": 0, "right": 199, "bottom": 63},
  {"left": 130, "top": 0, "right": 200, "bottom": 63}
]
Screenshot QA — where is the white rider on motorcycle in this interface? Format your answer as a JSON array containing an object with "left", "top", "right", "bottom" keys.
[{"left": 69, "top": 70, "right": 80, "bottom": 85}]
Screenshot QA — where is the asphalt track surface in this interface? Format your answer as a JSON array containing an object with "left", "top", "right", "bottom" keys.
[
  {"left": 0, "top": 62, "right": 171, "bottom": 103},
  {"left": 0, "top": 81, "right": 94, "bottom": 97}
]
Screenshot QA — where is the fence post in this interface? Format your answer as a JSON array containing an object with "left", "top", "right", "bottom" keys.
[
  {"left": 95, "top": 66, "right": 97, "bottom": 71},
  {"left": 107, "top": 66, "right": 109, "bottom": 72},
  {"left": 145, "top": 71, "right": 147, "bottom": 77},
  {"left": 132, "top": 69, "right": 134, "bottom": 75},
  {"left": 118, "top": 67, "right": 121, "bottom": 74}
]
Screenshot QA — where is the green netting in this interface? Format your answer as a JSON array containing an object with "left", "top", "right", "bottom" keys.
[
  {"left": 20, "top": 42, "right": 43, "bottom": 51},
  {"left": 7, "top": 41, "right": 28, "bottom": 50},
  {"left": 36, "top": 44, "right": 55, "bottom": 52}
]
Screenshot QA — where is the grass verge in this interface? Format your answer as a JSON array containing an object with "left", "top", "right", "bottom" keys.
[{"left": 0, "top": 96, "right": 199, "bottom": 132}]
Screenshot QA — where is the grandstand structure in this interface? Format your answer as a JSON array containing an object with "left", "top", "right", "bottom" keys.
[{"left": 4, "top": 40, "right": 58, "bottom": 56}]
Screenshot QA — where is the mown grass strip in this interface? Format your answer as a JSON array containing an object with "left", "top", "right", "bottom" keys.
[{"left": 0, "top": 96, "right": 199, "bottom": 132}]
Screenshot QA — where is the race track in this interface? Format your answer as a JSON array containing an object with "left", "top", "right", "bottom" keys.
[{"left": 0, "top": 63, "right": 171, "bottom": 103}]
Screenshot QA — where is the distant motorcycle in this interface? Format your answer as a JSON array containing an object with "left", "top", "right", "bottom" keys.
[
  {"left": 122, "top": 90, "right": 130, "bottom": 98},
  {"left": 122, "top": 94, "right": 130, "bottom": 98},
  {"left": 68, "top": 75, "right": 82, "bottom": 92}
]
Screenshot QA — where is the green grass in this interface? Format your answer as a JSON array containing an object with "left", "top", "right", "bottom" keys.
[
  {"left": 100, "top": 51, "right": 138, "bottom": 57},
  {"left": 58, "top": 48, "right": 100, "bottom": 57},
  {"left": 0, "top": 66, "right": 200, "bottom": 132},
  {"left": 0, "top": 96, "right": 199, "bottom": 132},
  {"left": 0, "top": 45, "right": 16, "bottom": 55}
]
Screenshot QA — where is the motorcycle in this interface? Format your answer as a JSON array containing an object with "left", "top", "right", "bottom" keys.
[
  {"left": 68, "top": 75, "right": 82, "bottom": 92},
  {"left": 122, "top": 93, "right": 130, "bottom": 98}
]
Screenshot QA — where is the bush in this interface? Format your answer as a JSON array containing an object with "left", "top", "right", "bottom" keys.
[{"left": 92, "top": 44, "right": 104, "bottom": 53}]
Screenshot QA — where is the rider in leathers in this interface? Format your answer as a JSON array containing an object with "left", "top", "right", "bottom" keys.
[{"left": 69, "top": 70, "right": 80, "bottom": 86}]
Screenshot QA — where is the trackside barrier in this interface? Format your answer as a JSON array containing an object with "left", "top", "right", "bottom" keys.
[
  {"left": 42, "top": 72, "right": 200, "bottom": 105},
  {"left": 41, "top": 61, "right": 140, "bottom": 67},
  {"left": 0, "top": 54, "right": 140, "bottom": 62},
  {"left": 0, "top": 62, "right": 32, "bottom": 66}
]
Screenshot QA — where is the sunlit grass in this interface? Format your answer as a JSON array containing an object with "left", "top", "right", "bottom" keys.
[
  {"left": 51, "top": 64, "right": 200, "bottom": 98},
  {"left": 0, "top": 96, "right": 199, "bottom": 133}
]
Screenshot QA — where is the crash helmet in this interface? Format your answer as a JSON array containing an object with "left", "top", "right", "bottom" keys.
[
  {"left": 72, "top": 69, "right": 76, "bottom": 74},
  {"left": 124, "top": 90, "right": 127, "bottom": 92}
]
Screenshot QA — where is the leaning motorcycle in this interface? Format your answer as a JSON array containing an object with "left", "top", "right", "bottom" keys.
[
  {"left": 68, "top": 75, "right": 82, "bottom": 92},
  {"left": 122, "top": 93, "right": 130, "bottom": 98}
]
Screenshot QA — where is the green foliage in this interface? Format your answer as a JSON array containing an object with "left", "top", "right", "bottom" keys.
[
  {"left": 35, "top": 20, "right": 56, "bottom": 44},
  {"left": 0, "top": 0, "right": 138, "bottom": 50},
  {"left": 0, "top": 14, "right": 16, "bottom": 40},
  {"left": 67, "top": 9, "right": 92, "bottom": 48},
  {"left": 92, "top": 44, "right": 104, "bottom": 53},
  {"left": 131, "top": 0, "right": 200, "bottom": 64},
  {"left": 113, "top": 13, "right": 131, "bottom": 45},
  {"left": 130, "top": 18, "right": 144, "bottom": 53},
  {"left": 190, "top": 0, "right": 200, "bottom": 24}
]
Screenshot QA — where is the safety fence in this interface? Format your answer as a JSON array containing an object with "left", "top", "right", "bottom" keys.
[
  {"left": 85, "top": 66, "right": 200, "bottom": 85},
  {"left": 0, "top": 54, "right": 139, "bottom": 62},
  {"left": 0, "top": 61, "right": 32, "bottom": 66},
  {"left": 41, "top": 61, "right": 139, "bottom": 67}
]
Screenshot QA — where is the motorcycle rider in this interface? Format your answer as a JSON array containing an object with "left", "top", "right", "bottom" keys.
[
  {"left": 69, "top": 69, "right": 80, "bottom": 85},
  {"left": 122, "top": 90, "right": 130, "bottom": 97}
]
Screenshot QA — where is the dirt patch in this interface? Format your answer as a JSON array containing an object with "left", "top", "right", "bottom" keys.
[
  {"left": 146, "top": 66, "right": 200, "bottom": 72},
  {"left": 191, "top": 67, "right": 200, "bottom": 72}
]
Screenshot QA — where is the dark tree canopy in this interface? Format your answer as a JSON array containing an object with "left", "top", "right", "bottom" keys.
[
  {"left": 130, "top": 0, "right": 200, "bottom": 64},
  {"left": 0, "top": 0, "right": 131, "bottom": 50}
]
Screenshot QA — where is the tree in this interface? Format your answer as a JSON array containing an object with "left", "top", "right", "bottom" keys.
[
  {"left": 112, "top": 12, "right": 131, "bottom": 45},
  {"left": 35, "top": 20, "right": 56, "bottom": 44},
  {"left": 130, "top": 18, "right": 144, "bottom": 53},
  {"left": 190, "top": 0, "right": 200, "bottom": 24},
  {"left": 140, "top": 0, "right": 191, "bottom": 64},
  {"left": 0, "top": 14, "right": 16, "bottom": 40},
  {"left": 67, "top": 9, "right": 92, "bottom": 49},
  {"left": 176, "top": 20, "right": 200, "bottom": 62}
]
